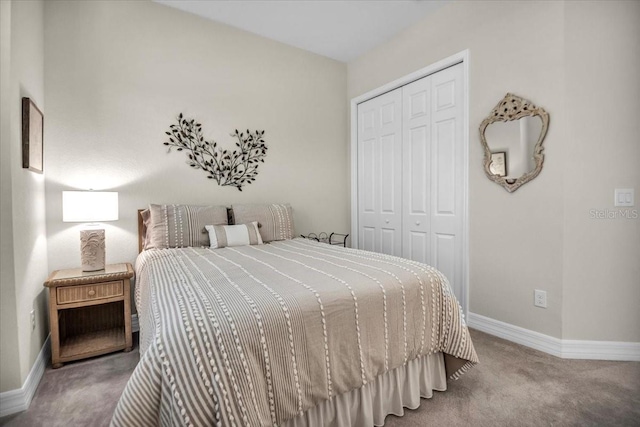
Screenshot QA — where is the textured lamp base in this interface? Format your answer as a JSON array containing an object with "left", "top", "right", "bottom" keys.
[{"left": 80, "top": 229, "right": 105, "bottom": 271}]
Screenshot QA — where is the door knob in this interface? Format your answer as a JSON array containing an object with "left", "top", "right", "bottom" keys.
[
  {"left": 416, "top": 221, "right": 420, "bottom": 226},
  {"left": 385, "top": 219, "right": 389, "bottom": 223}
]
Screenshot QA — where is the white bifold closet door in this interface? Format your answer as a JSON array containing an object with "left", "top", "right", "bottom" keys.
[
  {"left": 357, "top": 63, "right": 464, "bottom": 300},
  {"left": 357, "top": 88, "right": 403, "bottom": 256}
]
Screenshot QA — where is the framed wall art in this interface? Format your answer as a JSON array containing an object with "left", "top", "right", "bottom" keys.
[
  {"left": 22, "top": 97, "right": 44, "bottom": 173},
  {"left": 489, "top": 151, "right": 507, "bottom": 177}
]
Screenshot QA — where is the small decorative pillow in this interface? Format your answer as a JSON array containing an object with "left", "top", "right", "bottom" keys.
[
  {"left": 145, "top": 204, "right": 228, "bottom": 249},
  {"left": 205, "top": 222, "right": 263, "bottom": 249},
  {"left": 231, "top": 203, "right": 294, "bottom": 242}
]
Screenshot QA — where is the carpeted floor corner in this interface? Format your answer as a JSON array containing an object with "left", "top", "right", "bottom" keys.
[
  {"left": 383, "top": 330, "right": 640, "bottom": 427},
  {"left": 2, "top": 330, "right": 639, "bottom": 426},
  {"left": 0, "top": 335, "right": 140, "bottom": 427}
]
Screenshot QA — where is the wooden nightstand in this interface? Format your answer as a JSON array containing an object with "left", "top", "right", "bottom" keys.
[{"left": 44, "top": 263, "right": 134, "bottom": 368}]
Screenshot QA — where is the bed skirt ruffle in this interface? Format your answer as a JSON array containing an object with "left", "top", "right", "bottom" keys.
[{"left": 283, "top": 352, "right": 447, "bottom": 427}]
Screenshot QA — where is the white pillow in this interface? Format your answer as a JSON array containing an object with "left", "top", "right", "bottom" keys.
[{"left": 205, "top": 221, "right": 263, "bottom": 249}]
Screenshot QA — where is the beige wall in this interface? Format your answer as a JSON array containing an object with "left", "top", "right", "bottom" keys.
[
  {"left": 0, "top": 0, "right": 49, "bottom": 393},
  {"left": 0, "top": 0, "right": 21, "bottom": 393},
  {"left": 348, "top": 0, "right": 639, "bottom": 342},
  {"left": 43, "top": 1, "right": 348, "bottom": 271},
  {"left": 349, "top": 0, "right": 566, "bottom": 338},
  {"left": 2, "top": 0, "right": 637, "bottom": 395},
  {"left": 562, "top": 1, "right": 640, "bottom": 341}
]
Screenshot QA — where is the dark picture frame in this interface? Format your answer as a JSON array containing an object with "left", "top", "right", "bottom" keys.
[
  {"left": 22, "top": 97, "right": 44, "bottom": 173},
  {"left": 489, "top": 151, "right": 507, "bottom": 177}
]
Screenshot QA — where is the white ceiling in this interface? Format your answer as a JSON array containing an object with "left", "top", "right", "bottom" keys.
[{"left": 154, "top": 0, "right": 448, "bottom": 62}]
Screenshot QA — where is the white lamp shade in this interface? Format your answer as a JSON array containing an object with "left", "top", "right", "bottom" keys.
[{"left": 62, "top": 191, "right": 119, "bottom": 222}]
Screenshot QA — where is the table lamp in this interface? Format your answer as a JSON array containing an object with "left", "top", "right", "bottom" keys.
[{"left": 62, "top": 191, "right": 118, "bottom": 271}]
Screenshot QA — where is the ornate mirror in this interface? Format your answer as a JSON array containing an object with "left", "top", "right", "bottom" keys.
[{"left": 480, "top": 93, "right": 549, "bottom": 192}]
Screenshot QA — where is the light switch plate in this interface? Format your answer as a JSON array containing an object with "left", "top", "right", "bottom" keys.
[{"left": 614, "top": 189, "right": 634, "bottom": 207}]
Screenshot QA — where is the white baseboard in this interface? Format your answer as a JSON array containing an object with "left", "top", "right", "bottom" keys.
[
  {"left": 560, "top": 338, "right": 640, "bottom": 361},
  {"left": 0, "top": 313, "right": 139, "bottom": 418},
  {"left": 0, "top": 335, "right": 51, "bottom": 418},
  {"left": 468, "top": 312, "right": 640, "bottom": 362}
]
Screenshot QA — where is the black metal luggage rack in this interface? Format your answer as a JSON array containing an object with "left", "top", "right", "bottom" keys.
[{"left": 300, "top": 232, "right": 349, "bottom": 248}]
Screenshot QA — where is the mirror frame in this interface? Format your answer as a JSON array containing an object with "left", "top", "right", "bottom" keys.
[{"left": 479, "top": 93, "right": 549, "bottom": 193}]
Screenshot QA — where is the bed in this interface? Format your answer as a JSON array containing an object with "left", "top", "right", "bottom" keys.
[{"left": 112, "top": 204, "right": 477, "bottom": 426}]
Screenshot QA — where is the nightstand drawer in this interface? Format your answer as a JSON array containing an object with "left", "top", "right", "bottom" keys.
[{"left": 57, "top": 281, "right": 124, "bottom": 304}]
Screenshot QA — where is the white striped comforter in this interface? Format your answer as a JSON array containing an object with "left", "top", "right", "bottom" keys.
[{"left": 112, "top": 238, "right": 478, "bottom": 426}]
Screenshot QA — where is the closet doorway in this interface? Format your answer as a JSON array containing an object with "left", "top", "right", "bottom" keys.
[{"left": 350, "top": 51, "right": 469, "bottom": 314}]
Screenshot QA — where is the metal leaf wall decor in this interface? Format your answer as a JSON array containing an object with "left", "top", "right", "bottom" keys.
[{"left": 163, "top": 113, "right": 267, "bottom": 191}]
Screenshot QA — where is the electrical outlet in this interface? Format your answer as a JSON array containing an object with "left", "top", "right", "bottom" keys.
[
  {"left": 30, "top": 309, "right": 36, "bottom": 330},
  {"left": 534, "top": 290, "right": 547, "bottom": 308}
]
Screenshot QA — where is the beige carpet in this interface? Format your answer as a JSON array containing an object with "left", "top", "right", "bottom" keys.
[
  {"left": 384, "top": 330, "right": 640, "bottom": 427},
  {"left": 2, "top": 330, "right": 638, "bottom": 426}
]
